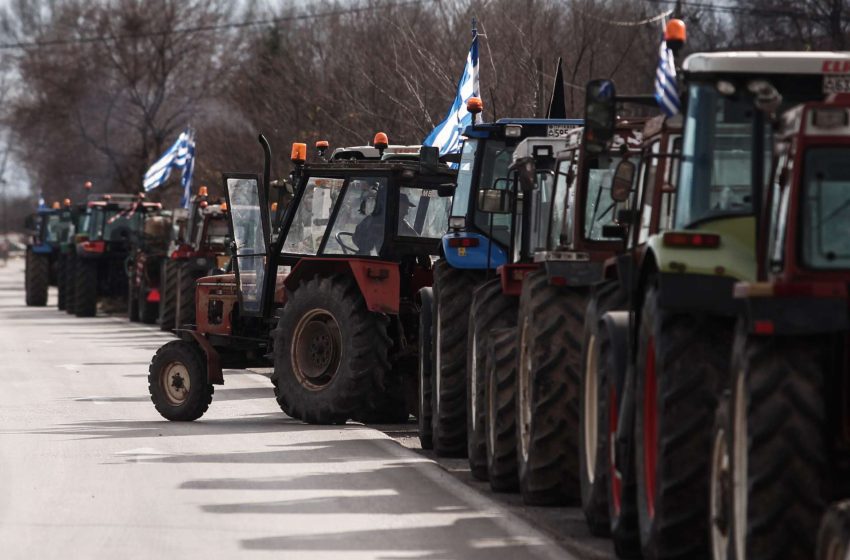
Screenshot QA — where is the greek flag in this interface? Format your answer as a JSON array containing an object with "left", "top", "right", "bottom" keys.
[
  {"left": 654, "top": 36, "right": 680, "bottom": 116},
  {"left": 424, "top": 31, "right": 480, "bottom": 155},
  {"left": 143, "top": 128, "right": 195, "bottom": 207}
]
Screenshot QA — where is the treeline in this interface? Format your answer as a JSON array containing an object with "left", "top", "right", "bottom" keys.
[{"left": 0, "top": 0, "right": 844, "bottom": 211}]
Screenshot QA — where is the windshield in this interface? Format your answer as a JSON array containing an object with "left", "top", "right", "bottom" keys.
[
  {"left": 398, "top": 186, "right": 451, "bottom": 239},
  {"left": 451, "top": 139, "right": 477, "bottom": 216},
  {"left": 585, "top": 154, "right": 628, "bottom": 241},
  {"left": 282, "top": 177, "right": 345, "bottom": 255},
  {"left": 550, "top": 158, "right": 575, "bottom": 248},
  {"left": 473, "top": 140, "right": 514, "bottom": 247},
  {"left": 325, "top": 177, "right": 387, "bottom": 256},
  {"left": 801, "top": 147, "right": 850, "bottom": 269},
  {"left": 89, "top": 208, "right": 143, "bottom": 241},
  {"left": 42, "top": 214, "right": 62, "bottom": 243},
  {"left": 676, "top": 83, "right": 767, "bottom": 227},
  {"left": 531, "top": 171, "right": 555, "bottom": 251}
]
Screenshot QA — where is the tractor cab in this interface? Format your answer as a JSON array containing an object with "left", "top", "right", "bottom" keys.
[
  {"left": 78, "top": 194, "right": 161, "bottom": 255},
  {"left": 24, "top": 202, "right": 67, "bottom": 307}
]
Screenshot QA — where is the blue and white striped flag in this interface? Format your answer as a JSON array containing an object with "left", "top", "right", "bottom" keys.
[
  {"left": 177, "top": 130, "right": 195, "bottom": 208},
  {"left": 143, "top": 128, "right": 195, "bottom": 205},
  {"left": 654, "top": 36, "right": 680, "bottom": 116},
  {"left": 424, "top": 31, "right": 480, "bottom": 155}
]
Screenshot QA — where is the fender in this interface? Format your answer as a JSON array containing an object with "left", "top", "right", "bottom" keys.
[
  {"left": 31, "top": 243, "right": 54, "bottom": 255},
  {"left": 184, "top": 330, "right": 224, "bottom": 385},
  {"left": 736, "top": 281, "right": 849, "bottom": 335},
  {"left": 441, "top": 231, "right": 508, "bottom": 270},
  {"left": 284, "top": 257, "right": 400, "bottom": 314}
]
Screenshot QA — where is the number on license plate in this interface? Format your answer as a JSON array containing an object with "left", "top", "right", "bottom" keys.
[
  {"left": 547, "top": 124, "right": 577, "bottom": 137},
  {"left": 824, "top": 75, "right": 850, "bottom": 93}
]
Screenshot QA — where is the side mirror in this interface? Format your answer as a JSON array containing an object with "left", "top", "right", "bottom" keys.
[
  {"left": 517, "top": 160, "right": 536, "bottom": 191},
  {"left": 477, "top": 189, "right": 512, "bottom": 214},
  {"left": 583, "top": 79, "right": 617, "bottom": 155},
  {"left": 611, "top": 160, "right": 636, "bottom": 202}
]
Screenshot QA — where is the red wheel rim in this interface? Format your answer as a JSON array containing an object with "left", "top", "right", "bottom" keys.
[
  {"left": 643, "top": 336, "right": 658, "bottom": 519},
  {"left": 608, "top": 382, "right": 622, "bottom": 515}
]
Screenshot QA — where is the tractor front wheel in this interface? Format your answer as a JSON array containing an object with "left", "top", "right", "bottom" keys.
[
  {"left": 74, "top": 259, "right": 98, "bottom": 317},
  {"left": 273, "top": 275, "right": 388, "bottom": 425},
  {"left": 159, "top": 260, "right": 178, "bottom": 331},
  {"left": 65, "top": 254, "right": 77, "bottom": 314},
  {"left": 148, "top": 340, "right": 214, "bottom": 421},
  {"left": 57, "top": 254, "right": 67, "bottom": 310},
  {"left": 418, "top": 287, "right": 434, "bottom": 449},
  {"left": 25, "top": 249, "right": 49, "bottom": 306}
]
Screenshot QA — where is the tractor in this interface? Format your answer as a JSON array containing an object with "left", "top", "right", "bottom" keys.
[
  {"left": 126, "top": 208, "right": 172, "bottom": 324},
  {"left": 147, "top": 135, "right": 455, "bottom": 424},
  {"left": 158, "top": 189, "right": 231, "bottom": 332},
  {"left": 708, "top": 94, "right": 850, "bottom": 560},
  {"left": 421, "top": 106, "right": 582, "bottom": 457},
  {"left": 24, "top": 202, "right": 69, "bottom": 306},
  {"left": 72, "top": 193, "right": 162, "bottom": 317},
  {"left": 585, "top": 45, "right": 850, "bottom": 558}
]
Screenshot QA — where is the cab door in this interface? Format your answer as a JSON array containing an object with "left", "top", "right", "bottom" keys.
[{"left": 222, "top": 173, "right": 270, "bottom": 316}]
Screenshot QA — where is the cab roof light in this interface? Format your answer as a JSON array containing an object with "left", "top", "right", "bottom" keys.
[
  {"left": 664, "top": 19, "right": 686, "bottom": 51},
  {"left": 291, "top": 142, "right": 307, "bottom": 164},
  {"left": 813, "top": 108, "right": 848, "bottom": 129},
  {"left": 219, "top": 202, "right": 228, "bottom": 212},
  {"left": 505, "top": 124, "right": 523, "bottom": 138},
  {"left": 467, "top": 97, "right": 483, "bottom": 115},
  {"left": 198, "top": 185, "right": 208, "bottom": 197},
  {"left": 84, "top": 180, "right": 92, "bottom": 190},
  {"left": 51, "top": 201, "right": 60, "bottom": 209},
  {"left": 271, "top": 202, "right": 278, "bottom": 212},
  {"left": 315, "top": 140, "right": 329, "bottom": 160},
  {"left": 63, "top": 198, "right": 71, "bottom": 207},
  {"left": 662, "top": 232, "right": 720, "bottom": 249}
]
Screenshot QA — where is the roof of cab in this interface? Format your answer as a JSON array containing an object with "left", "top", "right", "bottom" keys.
[{"left": 683, "top": 51, "right": 850, "bottom": 75}]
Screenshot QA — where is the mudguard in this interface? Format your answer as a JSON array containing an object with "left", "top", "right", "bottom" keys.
[
  {"left": 441, "top": 231, "right": 507, "bottom": 270},
  {"left": 284, "top": 257, "right": 400, "bottom": 314}
]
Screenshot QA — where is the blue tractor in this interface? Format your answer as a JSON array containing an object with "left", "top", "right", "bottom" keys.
[
  {"left": 24, "top": 203, "right": 72, "bottom": 306},
  {"left": 418, "top": 110, "right": 582, "bottom": 456}
]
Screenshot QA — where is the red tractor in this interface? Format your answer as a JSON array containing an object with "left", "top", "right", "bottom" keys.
[
  {"left": 148, "top": 136, "right": 455, "bottom": 424},
  {"left": 158, "top": 189, "right": 231, "bottom": 332},
  {"left": 126, "top": 208, "right": 172, "bottom": 323},
  {"left": 708, "top": 93, "right": 850, "bottom": 560}
]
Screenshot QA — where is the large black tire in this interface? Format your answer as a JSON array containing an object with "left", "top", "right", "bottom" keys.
[
  {"left": 467, "top": 277, "right": 518, "bottom": 480},
  {"left": 634, "top": 285, "right": 733, "bottom": 560},
  {"left": 580, "top": 283, "right": 623, "bottom": 536},
  {"left": 516, "top": 269, "right": 586, "bottom": 506},
  {"left": 272, "top": 275, "right": 389, "bottom": 425},
  {"left": 65, "top": 253, "right": 77, "bottom": 314},
  {"left": 176, "top": 263, "right": 200, "bottom": 328},
  {"left": 418, "top": 287, "right": 434, "bottom": 449},
  {"left": 486, "top": 327, "right": 519, "bottom": 492},
  {"left": 431, "top": 260, "right": 480, "bottom": 457},
  {"left": 159, "top": 259, "right": 178, "bottom": 331},
  {"left": 74, "top": 258, "right": 98, "bottom": 317},
  {"left": 353, "top": 370, "right": 409, "bottom": 424},
  {"left": 817, "top": 502, "right": 850, "bottom": 560},
  {"left": 25, "top": 249, "right": 49, "bottom": 306},
  {"left": 138, "top": 275, "right": 159, "bottom": 324},
  {"left": 730, "top": 335, "right": 826, "bottom": 560},
  {"left": 127, "top": 274, "right": 140, "bottom": 322},
  {"left": 57, "top": 254, "right": 67, "bottom": 310},
  {"left": 148, "top": 340, "right": 214, "bottom": 421}
]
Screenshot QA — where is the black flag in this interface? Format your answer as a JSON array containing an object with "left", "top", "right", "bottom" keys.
[{"left": 547, "top": 58, "right": 567, "bottom": 119}]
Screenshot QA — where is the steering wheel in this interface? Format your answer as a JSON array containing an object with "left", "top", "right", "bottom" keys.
[{"left": 335, "top": 232, "right": 359, "bottom": 255}]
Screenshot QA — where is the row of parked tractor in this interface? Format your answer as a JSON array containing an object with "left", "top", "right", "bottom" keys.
[
  {"left": 21, "top": 19, "right": 850, "bottom": 560},
  {"left": 24, "top": 185, "right": 230, "bottom": 329}
]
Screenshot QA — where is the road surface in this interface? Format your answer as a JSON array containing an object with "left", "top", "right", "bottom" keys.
[{"left": 0, "top": 258, "right": 613, "bottom": 559}]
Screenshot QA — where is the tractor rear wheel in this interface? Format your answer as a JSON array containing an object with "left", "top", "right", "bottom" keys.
[
  {"left": 730, "top": 335, "right": 826, "bottom": 560},
  {"left": 418, "top": 287, "right": 434, "bottom": 449},
  {"left": 148, "top": 340, "right": 214, "bottom": 421},
  {"left": 431, "top": 260, "right": 479, "bottom": 457},
  {"left": 272, "top": 275, "right": 388, "bottom": 425},
  {"left": 634, "top": 285, "right": 733, "bottom": 559},
  {"left": 127, "top": 275, "right": 140, "bottom": 322},
  {"left": 516, "top": 270, "right": 586, "bottom": 506},
  {"left": 74, "top": 258, "right": 98, "bottom": 317},
  {"left": 65, "top": 254, "right": 77, "bottom": 314},
  {"left": 138, "top": 275, "right": 159, "bottom": 324},
  {"left": 176, "top": 263, "right": 200, "bottom": 328},
  {"left": 817, "top": 502, "right": 850, "bottom": 560},
  {"left": 25, "top": 249, "right": 49, "bottom": 306},
  {"left": 486, "top": 327, "right": 519, "bottom": 492},
  {"left": 580, "top": 283, "right": 623, "bottom": 536},
  {"left": 467, "top": 277, "right": 518, "bottom": 480},
  {"left": 159, "top": 260, "right": 178, "bottom": 331},
  {"left": 57, "top": 254, "right": 67, "bottom": 310}
]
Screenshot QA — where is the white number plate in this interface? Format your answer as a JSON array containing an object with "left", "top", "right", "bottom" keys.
[
  {"left": 547, "top": 124, "right": 578, "bottom": 137},
  {"left": 824, "top": 75, "right": 850, "bottom": 93}
]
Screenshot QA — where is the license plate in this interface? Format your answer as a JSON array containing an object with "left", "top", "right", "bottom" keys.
[
  {"left": 824, "top": 75, "right": 850, "bottom": 93},
  {"left": 547, "top": 124, "right": 578, "bottom": 137}
]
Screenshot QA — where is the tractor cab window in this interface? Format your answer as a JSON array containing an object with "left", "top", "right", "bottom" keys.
[
  {"left": 472, "top": 140, "right": 514, "bottom": 248},
  {"left": 451, "top": 139, "right": 478, "bottom": 217},
  {"left": 201, "top": 217, "right": 230, "bottom": 249},
  {"left": 801, "top": 147, "right": 850, "bottom": 269},
  {"left": 90, "top": 208, "right": 141, "bottom": 242},
  {"left": 42, "top": 214, "right": 62, "bottom": 243},
  {"left": 585, "top": 153, "right": 627, "bottom": 241},
  {"left": 325, "top": 177, "right": 386, "bottom": 256},
  {"left": 397, "top": 186, "right": 451, "bottom": 240},
  {"left": 282, "top": 177, "right": 345, "bottom": 255},
  {"left": 638, "top": 141, "right": 660, "bottom": 245},
  {"left": 532, "top": 170, "right": 556, "bottom": 251},
  {"left": 550, "top": 158, "right": 573, "bottom": 248},
  {"left": 676, "top": 83, "right": 769, "bottom": 227}
]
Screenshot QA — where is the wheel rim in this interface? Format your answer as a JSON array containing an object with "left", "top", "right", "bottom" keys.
[
  {"left": 470, "top": 329, "right": 478, "bottom": 431},
  {"left": 643, "top": 335, "right": 658, "bottom": 520},
  {"left": 291, "top": 308, "right": 342, "bottom": 390},
  {"left": 608, "top": 381, "right": 622, "bottom": 516},
  {"left": 710, "top": 422, "right": 731, "bottom": 560},
  {"left": 161, "top": 361, "right": 191, "bottom": 406},
  {"left": 732, "top": 369, "right": 748, "bottom": 560},
  {"left": 518, "top": 316, "right": 532, "bottom": 463},
  {"left": 584, "top": 333, "right": 599, "bottom": 484}
]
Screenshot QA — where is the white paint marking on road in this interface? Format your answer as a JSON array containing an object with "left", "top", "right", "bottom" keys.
[
  {"left": 114, "top": 447, "right": 172, "bottom": 457},
  {"left": 56, "top": 364, "right": 81, "bottom": 371}
]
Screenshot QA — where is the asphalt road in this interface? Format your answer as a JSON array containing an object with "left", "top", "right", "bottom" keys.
[{"left": 0, "top": 257, "right": 614, "bottom": 559}]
